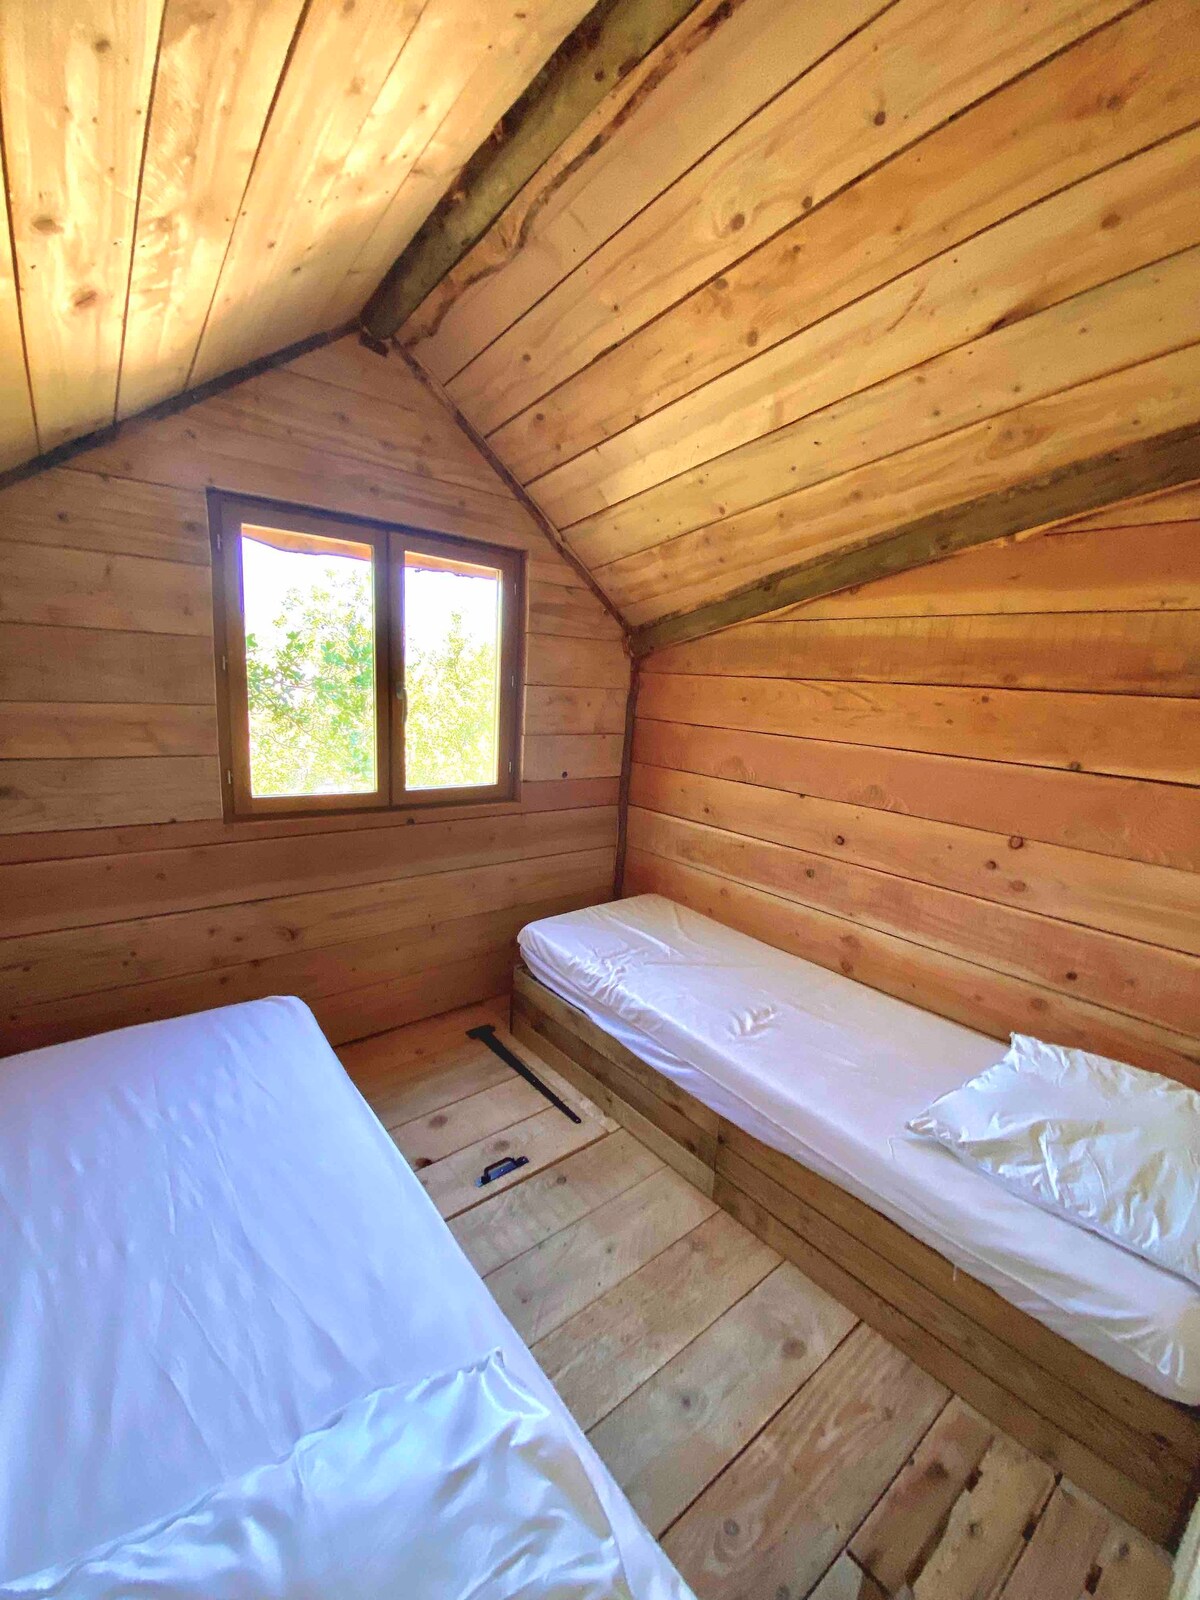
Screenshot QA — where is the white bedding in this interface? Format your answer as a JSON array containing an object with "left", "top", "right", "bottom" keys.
[
  {"left": 519, "top": 895, "right": 1200, "bottom": 1406},
  {"left": 0, "top": 996, "right": 690, "bottom": 1597}
]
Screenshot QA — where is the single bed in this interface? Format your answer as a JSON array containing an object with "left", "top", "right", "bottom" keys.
[
  {"left": 0, "top": 995, "right": 692, "bottom": 1598},
  {"left": 518, "top": 892, "right": 1200, "bottom": 1404},
  {"left": 515, "top": 893, "right": 1200, "bottom": 1544}
]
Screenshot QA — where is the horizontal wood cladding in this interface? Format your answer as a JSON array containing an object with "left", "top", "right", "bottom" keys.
[
  {"left": 3, "top": 892, "right": 598, "bottom": 1060},
  {"left": 0, "top": 626, "right": 216, "bottom": 705},
  {"left": 0, "top": 703, "right": 218, "bottom": 760},
  {"left": 627, "top": 849, "right": 1200, "bottom": 1086},
  {"left": 604, "top": 348, "right": 1200, "bottom": 627},
  {"left": 628, "top": 805, "right": 1198, "bottom": 1033},
  {"left": 627, "top": 509, "right": 1200, "bottom": 1081},
  {"left": 0, "top": 333, "right": 629, "bottom": 1051},
  {"left": 626, "top": 769, "right": 1199, "bottom": 961},
  {"left": 0, "top": 758, "right": 224, "bottom": 834},
  {"left": 636, "top": 673, "right": 1197, "bottom": 783},
  {"left": 1, "top": 807, "right": 618, "bottom": 939},
  {"left": 638, "top": 611, "right": 1200, "bottom": 695},
  {"left": 399, "top": 0, "right": 1200, "bottom": 634},
  {"left": 4, "top": 847, "right": 615, "bottom": 1018},
  {"left": 444, "top": 0, "right": 1146, "bottom": 432},
  {"left": 768, "top": 519, "right": 1200, "bottom": 621},
  {"left": 0, "top": 777, "right": 618, "bottom": 865},
  {"left": 0, "top": 541, "right": 213, "bottom": 634},
  {"left": 632, "top": 723, "right": 1200, "bottom": 875},
  {"left": 0, "top": 472, "right": 210, "bottom": 561}
]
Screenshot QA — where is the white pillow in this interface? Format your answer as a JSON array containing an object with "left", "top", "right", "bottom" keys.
[{"left": 907, "top": 1034, "right": 1200, "bottom": 1289}]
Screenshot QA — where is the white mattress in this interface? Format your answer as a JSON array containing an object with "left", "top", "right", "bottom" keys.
[
  {"left": 0, "top": 996, "right": 690, "bottom": 1597},
  {"left": 519, "top": 895, "right": 1200, "bottom": 1406}
]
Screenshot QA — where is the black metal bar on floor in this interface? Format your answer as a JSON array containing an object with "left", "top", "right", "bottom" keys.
[{"left": 465, "top": 1024, "right": 583, "bottom": 1124}]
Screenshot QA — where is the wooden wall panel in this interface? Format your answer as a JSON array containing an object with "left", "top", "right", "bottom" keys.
[
  {"left": 627, "top": 497, "right": 1200, "bottom": 1079},
  {"left": 568, "top": 249, "right": 1200, "bottom": 565},
  {"left": 636, "top": 674, "right": 1197, "bottom": 784},
  {"left": 0, "top": 138, "right": 36, "bottom": 470},
  {"left": 510, "top": 104, "right": 1200, "bottom": 491},
  {"left": 0, "top": 333, "right": 629, "bottom": 1054},
  {"left": 400, "top": 0, "right": 1200, "bottom": 633},
  {"left": 603, "top": 343, "right": 1200, "bottom": 625},
  {"left": 445, "top": 0, "right": 1136, "bottom": 432}
]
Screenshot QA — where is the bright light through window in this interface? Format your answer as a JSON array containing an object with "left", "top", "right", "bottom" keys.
[
  {"left": 241, "top": 528, "right": 377, "bottom": 799},
  {"left": 403, "top": 554, "right": 502, "bottom": 791}
]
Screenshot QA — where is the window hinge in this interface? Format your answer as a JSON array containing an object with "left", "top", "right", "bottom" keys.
[
  {"left": 221, "top": 653, "right": 227, "bottom": 673},
  {"left": 215, "top": 530, "right": 222, "bottom": 552},
  {"left": 225, "top": 768, "right": 233, "bottom": 786}
]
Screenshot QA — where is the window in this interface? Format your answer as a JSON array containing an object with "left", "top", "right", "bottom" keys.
[{"left": 210, "top": 493, "right": 522, "bottom": 817}]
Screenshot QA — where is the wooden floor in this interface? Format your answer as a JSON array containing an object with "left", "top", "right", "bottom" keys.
[{"left": 338, "top": 998, "right": 1176, "bottom": 1600}]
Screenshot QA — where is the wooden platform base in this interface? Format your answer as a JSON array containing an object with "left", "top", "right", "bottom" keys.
[
  {"left": 339, "top": 996, "right": 1175, "bottom": 1596},
  {"left": 511, "top": 965, "right": 1200, "bottom": 1548}
]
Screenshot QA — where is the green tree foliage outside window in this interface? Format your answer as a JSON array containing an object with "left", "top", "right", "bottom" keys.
[
  {"left": 246, "top": 569, "right": 375, "bottom": 796},
  {"left": 405, "top": 605, "right": 500, "bottom": 790},
  {"left": 245, "top": 567, "right": 499, "bottom": 797}
]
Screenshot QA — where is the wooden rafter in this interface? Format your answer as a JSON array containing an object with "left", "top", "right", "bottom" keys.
[
  {"left": 628, "top": 423, "right": 1200, "bottom": 656},
  {"left": 0, "top": 323, "right": 354, "bottom": 496},
  {"left": 361, "top": 0, "right": 706, "bottom": 342},
  {"left": 396, "top": 343, "right": 631, "bottom": 639}
]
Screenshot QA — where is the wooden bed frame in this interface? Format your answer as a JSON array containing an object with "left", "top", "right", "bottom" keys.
[{"left": 511, "top": 964, "right": 1200, "bottom": 1548}]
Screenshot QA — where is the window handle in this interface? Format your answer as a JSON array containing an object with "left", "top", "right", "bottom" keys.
[{"left": 395, "top": 683, "right": 408, "bottom": 722}]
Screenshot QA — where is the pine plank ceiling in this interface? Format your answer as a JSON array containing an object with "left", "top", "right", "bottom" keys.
[
  {"left": 0, "top": 0, "right": 592, "bottom": 471},
  {"left": 3, "top": 0, "right": 1200, "bottom": 645},
  {"left": 391, "top": 0, "right": 1200, "bottom": 640}
]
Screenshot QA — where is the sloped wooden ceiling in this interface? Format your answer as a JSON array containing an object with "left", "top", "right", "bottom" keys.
[
  {"left": 391, "top": 0, "right": 1200, "bottom": 643},
  {"left": 0, "top": 0, "right": 594, "bottom": 471}
]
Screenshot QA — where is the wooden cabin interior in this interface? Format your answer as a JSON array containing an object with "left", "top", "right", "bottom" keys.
[{"left": 0, "top": 1, "right": 1197, "bottom": 1595}]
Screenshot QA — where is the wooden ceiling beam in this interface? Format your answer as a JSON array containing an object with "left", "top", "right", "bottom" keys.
[
  {"left": 628, "top": 424, "right": 1200, "bottom": 657},
  {"left": 360, "top": 0, "right": 706, "bottom": 343},
  {"left": 0, "top": 323, "right": 353, "bottom": 497}
]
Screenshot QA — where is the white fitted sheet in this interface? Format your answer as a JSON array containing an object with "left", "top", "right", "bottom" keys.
[
  {"left": 0, "top": 996, "right": 690, "bottom": 1598},
  {"left": 519, "top": 895, "right": 1200, "bottom": 1406}
]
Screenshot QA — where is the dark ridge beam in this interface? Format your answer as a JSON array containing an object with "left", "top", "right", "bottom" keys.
[
  {"left": 361, "top": 0, "right": 708, "bottom": 343},
  {"left": 396, "top": 343, "right": 630, "bottom": 638},
  {"left": 629, "top": 424, "right": 1200, "bottom": 657},
  {"left": 0, "top": 321, "right": 356, "bottom": 495}
]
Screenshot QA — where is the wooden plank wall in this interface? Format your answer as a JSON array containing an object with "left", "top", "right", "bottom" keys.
[
  {"left": 626, "top": 487, "right": 1200, "bottom": 1083},
  {"left": 0, "top": 335, "right": 629, "bottom": 1057},
  {"left": 400, "top": 0, "right": 1200, "bottom": 628}
]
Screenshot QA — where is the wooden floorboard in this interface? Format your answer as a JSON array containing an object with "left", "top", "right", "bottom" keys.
[
  {"left": 352, "top": 1000, "right": 1176, "bottom": 1600},
  {"left": 590, "top": 1259, "right": 857, "bottom": 1540},
  {"left": 448, "top": 1127, "right": 663, "bottom": 1275},
  {"left": 532, "top": 1208, "right": 778, "bottom": 1432}
]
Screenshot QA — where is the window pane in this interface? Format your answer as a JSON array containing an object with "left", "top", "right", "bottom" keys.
[
  {"left": 240, "top": 525, "right": 377, "bottom": 798},
  {"left": 403, "top": 552, "right": 502, "bottom": 791}
]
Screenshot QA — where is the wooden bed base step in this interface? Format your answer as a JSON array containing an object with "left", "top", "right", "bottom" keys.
[{"left": 510, "top": 965, "right": 1200, "bottom": 1548}]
